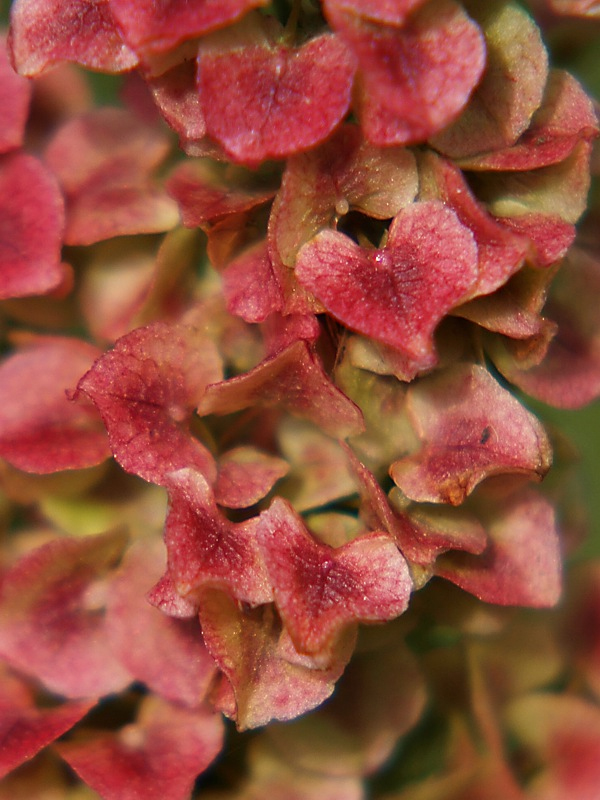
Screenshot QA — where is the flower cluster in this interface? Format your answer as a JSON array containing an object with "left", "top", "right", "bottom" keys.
[{"left": 1, "top": 0, "right": 600, "bottom": 797}]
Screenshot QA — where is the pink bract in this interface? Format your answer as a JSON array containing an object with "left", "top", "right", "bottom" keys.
[{"left": 198, "top": 32, "right": 356, "bottom": 165}]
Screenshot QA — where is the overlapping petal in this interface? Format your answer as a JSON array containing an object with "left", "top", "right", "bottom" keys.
[
  {"left": 156, "top": 468, "right": 272, "bottom": 610},
  {"left": 390, "top": 363, "right": 552, "bottom": 505},
  {"left": 199, "top": 340, "right": 365, "bottom": 439},
  {"left": 296, "top": 201, "right": 478, "bottom": 366},
  {"left": 0, "top": 337, "right": 110, "bottom": 473},
  {"left": 269, "top": 124, "right": 418, "bottom": 269},
  {"left": 0, "top": 35, "right": 31, "bottom": 154},
  {"left": 257, "top": 498, "right": 412, "bottom": 655},
  {"left": 0, "top": 530, "right": 131, "bottom": 697},
  {"left": 430, "top": 2, "right": 548, "bottom": 158},
  {"left": 44, "top": 107, "right": 178, "bottom": 244},
  {"left": 0, "top": 668, "right": 94, "bottom": 780},
  {"left": 8, "top": 0, "right": 138, "bottom": 76},
  {"left": 109, "top": 0, "right": 268, "bottom": 59},
  {"left": 436, "top": 488, "right": 561, "bottom": 607},
  {"left": 56, "top": 695, "right": 224, "bottom": 800},
  {"left": 489, "top": 246, "right": 600, "bottom": 408},
  {"left": 200, "top": 590, "right": 355, "bottom": 729},
  {"left": 77, "top": 322, "right": 222, "bottom": 484},
  {"left": 0, "top": 151, "right": 66, "bottom": 299},
  {"left": 198, "top": 32, "right": 356, "bottom": 165},
  {"left": 105, "top": 539, "right": 218, "bottom": 708},
  {"left": 326, "top": 0, "right": 485, "bottom": 144}
]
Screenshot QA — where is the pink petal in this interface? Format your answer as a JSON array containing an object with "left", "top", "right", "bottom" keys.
[
  {"left": 198, "top": 33, "right": 356, "bottom": 165},
  {"left": 436, "top": 489, "right": 561, "bottom": 607},
  {"left": 326, "top": 0, "right": 485, "bottom": 145},
  {"left": 324, "top": 0, "right": 428, "bottom": 25},
  {"left": 0, "top": 337, "right": 110, "bottom": 473},
  {"left": 158, "top": 468, "right": 272, "bottom": 609},
  {"left": 105, "top": 539, "right": 217, "bottom": 708},
  {"left": 430, "top": 2, "right": 548, "bottom": 158},
  {"left": 167, "top": 159, "right": 275, "bottom": 229},
  {"left": 295, "top": 201, "right": 478, "bottom": 365},
  {"left": 261, "top": 312, "right": 321, "bottom": 355},
  {"left": 200, "top": 590, "right": 355, "bottom": 729},
  {"left": 0, "top": 531, "right": 132, "bottom": 697},
  {"left": 215, "top": 446, "right": 289, "bottom": 509},
  {"left": 347, "top": 447, "right": 487, "bottom": 567},
  {"left": 222, "top": 240, "right": 285, "bottom": 323},
  {"left": 147, "top": 61, "right": 208, "bottom": 147},
  {"left": 496, "top": 213, "right": 575, "bottom": 268},
  {"left": 0, "top": 668, "right": 94, "bottom": 780},
  {"left": 77, "top": 322, "right": 222, "bottom": 485},
  {"left": 198, "top": 340, "right": 365, "bottom": 439},
  {"left": 0, "top": 35, "right": 32, "bottom": 153},
  {"left": 8, "top": 0, "right": 138, "bottom": 76},
  {"left": 456, "top": 70, "right": 599, "bottom": 171},
  {"left": 109, "top": 0, "right": 268, "bottom": 58},
  {"left": 390, "top": 363, "right": 552, "bottom": 505},
  {"left": 56, "top": 696, "right": 224, "bottom": 800},
  {"left": 419, "top": 153, "right": 529, "bottom": 296},
  {"left": 490, "top": 246, "right": 600, "bottom": 408},
  {"left": 269, "top": 124, "right": 418, "bottom": 269},
  {"left": 455, "top": 265, "right": 556, "bottom": 339},
  {"left": 44, "top": 107, "right": 178, "bottom": 244},
  {"left": 0, "top": 151, "right": 66, "bottom": 299},
  {"left": 476, "top": 139, "right": 593, "bottom": 226},
  {"left": 257, "top": 498, "right": 411, "bottom": 655},
  {"left": 80, "top": 228, "right": 199, "bottom": 344}
]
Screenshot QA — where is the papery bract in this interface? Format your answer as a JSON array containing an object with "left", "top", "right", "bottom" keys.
[
  {"left": 156, "top": 468, "right": 272, "bottom": 610},
  {"left": 105, "top": 539, "right": 217, "bottom": 708},
  {"left": 215, "top": 446, "right": 289, "bottom": 509},
  {"left": 44, "top": 107, "right": 178, "bottom": 245},
  {"left": 0, "top": 35, "right": 31, "bottom": 154},
  {"left": 436, "top": 488, "right": 561, "bottom": 607},
  {"left": 221, "top": 240, "right": 285, "bottom": 323},
  {"left": 198, "top": 340, "right": 365, "bottom": 439},
  {"left": 257, "top": 498, "right": 412, "bottom": 655},
  {"left": 0, "top": 530, "right": 131, "bottom": 697},
  {"left": 455, "top": 70, "right": 598, "bottom": 171},
  {"left": 56, "top": 695, "right": 224, "bottom": 800},
  {"left": 277, "top": 418, "right": 357, "bottom": 513},
  {"left": 296, "top": 201, "right": 478, "bottom": 365},
  {"left": 200, "top": 590, "right": 355, "bottom": 729},
  {"left": 418, "top": 152, "right": 529, "bottom": 296},
  {"left": 77, "top": 321, "right": 222, "bottom": 485},
  {"left": 109, "top": 0, "right": 268, "bottom": 58},
  {"left": 347, "top": 447, "right": 487, "bottom": 567},
  {"left": 0, "top": 337, "right": 110, "bottom": 473},
  {"left": 167, "top": 159, "right": 275, "bottom": 230},
  {"left": 269, "top": 124, "right": 418, "bottom": 269},
  {"left": 430, "top": 2, "right": 548, "bottom": 158},
  {"left": 8, "top": 0, "right": 138, "bottom": 76},
  {"left": 489, "top": 246, "right": 600, "bottom": 408},
  {"left": 390, "top": 363, "right": 552, "bottom": 505},
  {"left": 0, "top": 668, "right": 94, "bottom": 780},
  {"left": 326, "top": 0, "right": 485, "bottom": 144},
  {"left": 198, "top": 32, "right": 356, "bottom": 165},
  {"left": 264, "top": 630, "right": 427, "bottom": 778},
  {"left": 0, "top": 151, "right": 66, "bottom": 299}
]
